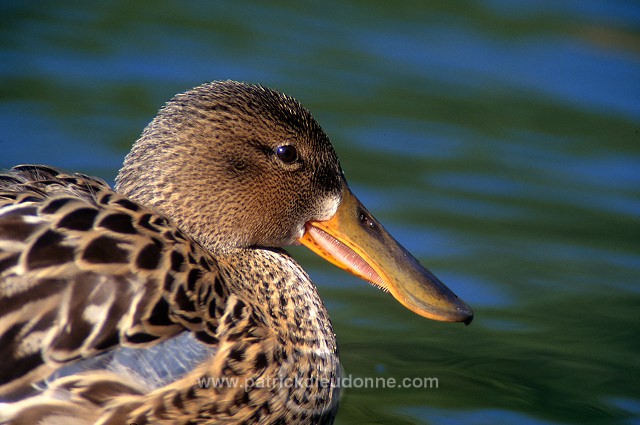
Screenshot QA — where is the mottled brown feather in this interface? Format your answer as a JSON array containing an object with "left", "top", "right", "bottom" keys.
[{"left": 0, "top": 81, "right": 344, "bottom": 424}]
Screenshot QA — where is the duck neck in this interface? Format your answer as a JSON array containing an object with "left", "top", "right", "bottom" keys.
[
  {"left": 218, "top": 247, "right": 338, "bottom": 358},
  {"left": 217, "top": 247, "right": 341, "bottom": 417}
]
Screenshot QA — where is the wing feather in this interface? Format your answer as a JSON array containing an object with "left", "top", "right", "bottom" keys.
[{"left": 0, "top": 166, "right": 226, "bottom": 399}]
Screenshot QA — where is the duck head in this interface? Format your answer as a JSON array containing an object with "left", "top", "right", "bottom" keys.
[{"left": 116, "top": 80, "right": 473, "bottom": 324}]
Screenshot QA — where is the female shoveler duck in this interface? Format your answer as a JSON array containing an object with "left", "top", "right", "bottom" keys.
[{"left": 0, "top": 80, "right": 472, "bottom": 424}]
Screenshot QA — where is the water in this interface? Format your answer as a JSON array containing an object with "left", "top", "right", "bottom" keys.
[{"left": 1, "top": 1, "right": 639, "bottom": 424}]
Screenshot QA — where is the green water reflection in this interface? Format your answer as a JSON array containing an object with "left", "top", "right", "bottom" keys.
[{"left": 1, "top": 1, "right": 639, "bottom": 424}]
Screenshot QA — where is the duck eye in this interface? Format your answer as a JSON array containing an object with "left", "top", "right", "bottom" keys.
[{"left": 276, "top": 145, "right": 298, "bottom": 164}]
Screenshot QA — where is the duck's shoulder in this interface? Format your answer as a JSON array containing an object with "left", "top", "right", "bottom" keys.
[
  {"left": 0, "top": 164, "right": 203, "bottom": 254},
  {"left": 0, "top": 164, "right": 111, "bottom": 207},
  {"left": 0, "top": 164, "right": 205, "bottom": 279}
]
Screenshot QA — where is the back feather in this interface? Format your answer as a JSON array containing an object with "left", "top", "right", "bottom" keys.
[{"left": 0, "top": 165, "right": 225, "bottom": 400}]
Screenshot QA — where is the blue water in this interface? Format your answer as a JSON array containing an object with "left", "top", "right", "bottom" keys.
[{"left": 1, "top": 1, "right": 639, "bottom": 424}]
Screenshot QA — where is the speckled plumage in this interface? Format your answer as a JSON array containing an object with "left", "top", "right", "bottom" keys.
[
  {"left": 0, "top": 81, "right": 346, "bottom": 424},
  {"left": 0, "top": 163, "right": 340, "bottom": 424},
  {"left": 0, "top": 81, "right": 471, "bottom": 424}
]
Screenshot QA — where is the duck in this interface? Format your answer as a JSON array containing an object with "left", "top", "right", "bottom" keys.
[{"left": 0, "top": 80, "right": 472, "bottom": 424}]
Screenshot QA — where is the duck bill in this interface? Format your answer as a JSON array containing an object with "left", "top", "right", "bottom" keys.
[{"left": 298, "top": 181, "right": 473, "bottom": 324}]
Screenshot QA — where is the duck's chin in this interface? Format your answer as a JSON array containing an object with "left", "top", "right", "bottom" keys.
[
  {"left": 251, "top": 225, "right": 306, "bottom": 249},
  {"left": 283, "top": 227, "right": 306, "bottom": 247}
]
